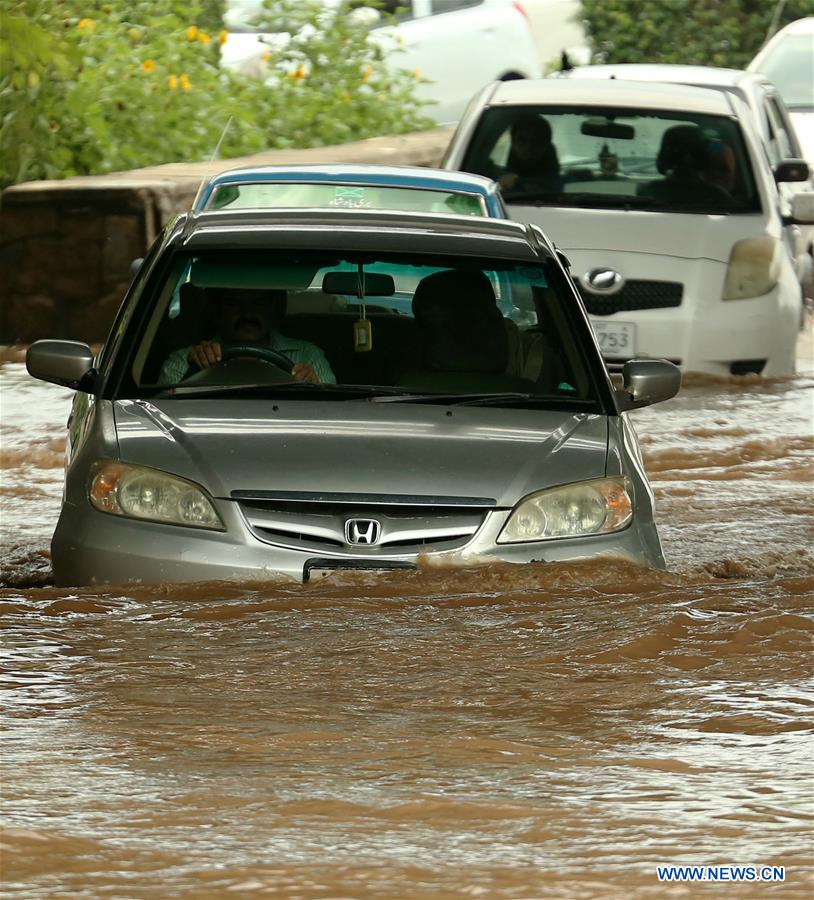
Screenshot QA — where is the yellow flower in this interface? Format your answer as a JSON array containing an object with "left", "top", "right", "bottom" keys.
[
  {"left": 141, "top": 59, "right": 156, "bottom": 74},
  {"left": 77, "top": 18, "right": 96, "bottom": 32},
  {"left": 361, "top": 64, "right": 373, "bottom": 82},
  {"left": 167, "top": 74, "right": 178, "bottom": 90},
  {"left": 128, "top": 27, "right": 141, "bottom": 42},
  {"left": 412, "top": 67, "right": 422, "bottom": 80},
  {"left": 342, "top": 92, "right": 351, "bottom": 104},
  {"left": 288, "top": 64, "right": 307, "bottom": 82},
  {"left": 261, "top": 51, "right": 271, "bottom": 63},
  {"left": 186, "top": 25, "right": 199, "bottom": 41},
  {"left": 198, "top": 32, "right": 212, "bottom": 44},
  {"left": 179, "top": 73, "right": 191, "bottom": 92},
  {"left": 218, "top": 30, "right": 228, "bottom": 46}
]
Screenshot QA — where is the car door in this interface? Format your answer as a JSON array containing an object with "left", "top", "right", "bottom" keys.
[{"left": 759, "top": 85, "right": 813, "bottom": 287}]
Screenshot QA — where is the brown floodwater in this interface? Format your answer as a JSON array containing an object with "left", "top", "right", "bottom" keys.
[{"left": 1, "top": 333, "right": 813, "bottom": 898}]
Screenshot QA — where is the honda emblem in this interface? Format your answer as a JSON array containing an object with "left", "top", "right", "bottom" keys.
[{"left": 344, "top": 518, "right": 382, "bottom": 545}]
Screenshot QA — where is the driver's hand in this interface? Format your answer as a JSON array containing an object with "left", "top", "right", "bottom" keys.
[
  {"left": 188, "top": 340, "right": 222, "bottom": 369},
  {"left": 292, "top": 362, "right": 319, "bottom": 384}
]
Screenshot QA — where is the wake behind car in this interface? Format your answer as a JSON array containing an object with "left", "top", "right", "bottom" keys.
[
  {"left": 444, "top": 79, "right": 814, "bottom": 375},
  {"left": 193, "top": 164, "right": 508, "bottom": 217},
  {"left": 27, "top": 208, "right": 680, "bottom": 587}
]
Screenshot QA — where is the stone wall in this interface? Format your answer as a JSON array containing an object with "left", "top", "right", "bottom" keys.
[{"left": 0, "top": 127, "right": 453, "bottom": 343}]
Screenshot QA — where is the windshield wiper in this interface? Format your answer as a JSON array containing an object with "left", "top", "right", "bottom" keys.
[
  {"left": 156, "top": 383, "right": 412, "bottom": 400},
  {"left": 372, "top": 391, "right": 584, "bottom": 407}
]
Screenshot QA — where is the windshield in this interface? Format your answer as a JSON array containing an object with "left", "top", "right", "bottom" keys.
[
  {"left": 755, "top": 34, "right": 814, "bottom": 109},
  {"left": 120, "top": 250, "right": 601, "bottom": 408},
  {"left": 461, "top": 105, "right": 760, "bottom": 214},
  {"left": 206, "top": 182, "right": 486, "bottom": 216}
]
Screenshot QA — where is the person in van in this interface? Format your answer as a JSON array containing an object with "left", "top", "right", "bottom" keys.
[
  {"left": 496, "top": 113, "right": 563, "bottom": 195},
  {"left": 159, "top": 287, "right": 336, "bottom": 385}
]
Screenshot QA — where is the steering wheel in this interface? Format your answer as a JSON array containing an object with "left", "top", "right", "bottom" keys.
[
  {"left": 181, "top": 343, "right": 296, "bottom": 386},
  {"left": 219, "top": 343, "right": 294, "bottom": 373}
]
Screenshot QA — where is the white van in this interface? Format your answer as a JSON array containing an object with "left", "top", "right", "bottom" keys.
[{"left": 221, "top": 0, "right": 542, "bottom": 126}]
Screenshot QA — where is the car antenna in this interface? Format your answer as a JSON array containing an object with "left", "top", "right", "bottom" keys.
[{"left": 191, "top": 116, "right": 234, "bottom": 212}]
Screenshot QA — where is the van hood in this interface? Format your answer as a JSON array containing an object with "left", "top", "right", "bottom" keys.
[
  {"left": 114, "top": 399, "right": 608, "bottom": 508},
  {"left": 508, "top": 205, "right": 764, "bottom": 263}
]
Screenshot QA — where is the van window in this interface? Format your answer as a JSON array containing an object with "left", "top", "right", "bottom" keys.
[{"left": 461, "top": 105, "right": 761, "bottom": 214}]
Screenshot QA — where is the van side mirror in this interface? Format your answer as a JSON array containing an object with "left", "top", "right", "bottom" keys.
[
  {"left": 616, "top": 358, "right": 681, "bottom": 410},
  {"left": 782, "top": 192, "right": 814, "bottom": 226},
  {"left": 774, "top": 158, "right": 809, "bottom": 183},
  {"left": 26, "top": 340, "right": 96, "bottom": 391}
]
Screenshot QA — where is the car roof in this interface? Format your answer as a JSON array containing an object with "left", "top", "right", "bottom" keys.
[
  {"left": 204, "top": 164, "right": 499, "bottom": 194},
  {"left": 487, "top": 77, "right": 736, "bottom": 115},
  {"left": 762, "top": 15, "right": 814, "bottom": 36},
  {"left": 178, "top": 207, "right": 550, "bottom": 261},
  {"left": 558, "top": 64, "right": 775, "bottom": 91}
]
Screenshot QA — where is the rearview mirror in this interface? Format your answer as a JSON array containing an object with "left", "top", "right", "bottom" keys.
[
  {"left": 617, "top": 358, "right": 681, "bottom": 410},
  {"left": 322, "top": 271, "right": 395, "bottom": 297},
  {"left": 581, "top": 119, "right": 635, "bottom": 140},
  {"left": 26, "top": 340, "right": 96, "bottom": 391}
]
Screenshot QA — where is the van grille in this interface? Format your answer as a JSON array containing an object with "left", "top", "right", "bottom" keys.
[{"left": 578, "top": 279, "right": 683, "bottom": 315}]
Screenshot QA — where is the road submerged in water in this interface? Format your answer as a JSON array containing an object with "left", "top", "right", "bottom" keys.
[{"left": 1, "top": 332, "right": 812, "bottom": 898}]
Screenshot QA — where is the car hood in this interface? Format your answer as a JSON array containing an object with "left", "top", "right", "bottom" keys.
[
  {"left": 507, "top": 205, "right": 766, "bottom": 263},
  {"left": 114, "top": 399, "right": 608, "bottom": 508}
]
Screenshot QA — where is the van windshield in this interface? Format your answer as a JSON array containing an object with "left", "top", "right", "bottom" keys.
[
  {"left": 461, "top": 105, "right": 760, "bottom": 214},
  {"left": 755, "top": 34, "right": 814, "bottom": 109},
  {"left": 123, "top": 250, "right": 602, "bottom": 408}
]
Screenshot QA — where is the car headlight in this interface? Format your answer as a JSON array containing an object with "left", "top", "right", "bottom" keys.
[
  {"left": 89, "top": 461, "right": 224, "bottom": 530},
  {"left": 722, "top": 237, "right": 782, "bottom": 300},
  {"left": 497, "top": 477, "right": 633, "bottom": 543}
]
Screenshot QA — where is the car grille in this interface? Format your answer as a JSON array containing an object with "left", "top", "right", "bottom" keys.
[
  {"left": 577, "top": 279, "right": 683, "bottom": 315},
  {"left": 232, "top": 490, "right": 495, "bottom": 556}
]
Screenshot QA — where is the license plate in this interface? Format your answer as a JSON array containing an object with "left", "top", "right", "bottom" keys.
[
  {"left": 304, "top": 559, "right": 416, "bottom": 582},
  {"left": 590, "top": 319, "right": 636, "bottom": 356}
]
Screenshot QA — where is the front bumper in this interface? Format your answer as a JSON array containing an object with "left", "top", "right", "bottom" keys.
[{"left": 51, "top": 498, "right": 665, "bottom": 587}]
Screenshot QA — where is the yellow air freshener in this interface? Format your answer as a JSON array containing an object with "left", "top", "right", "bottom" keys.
[
  {"left": 354, "top": 318, "right": 372, "bottom": 352},
  {"left": 354, "top": 263, "right": 373, "bottom": 352}
]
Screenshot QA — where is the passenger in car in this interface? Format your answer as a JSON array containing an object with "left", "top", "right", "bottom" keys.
[
  {"left": 640, "top": 124, "right": 731, "bottom": 204},
  {"left": 702, "top": 138, "right": 737, "bottom": 195},
  {"left": 497, "top": 113, "right": 562, "bottom": 194},
  {"left": 159, "top": 287, "right": 336, "bottom": 384}
]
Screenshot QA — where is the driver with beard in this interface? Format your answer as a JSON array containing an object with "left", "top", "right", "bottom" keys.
[{"left": 159, "top": 287, "right": 336, "bottom": 385}]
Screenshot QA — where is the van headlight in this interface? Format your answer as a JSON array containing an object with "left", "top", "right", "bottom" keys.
[
  {"left": 89, "top": 461, "right": 224, "bottom": 530},
  {"left": 497, "top": 477, "right": 633, "bottom": 543},
  {"left": 722, "top": 237, "right": 782, "bottom": 300}
]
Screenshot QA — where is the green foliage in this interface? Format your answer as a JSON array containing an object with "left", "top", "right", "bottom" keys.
[
  {"left": 580, "top": 0, "right": 814, "bottom": 68},
  {"left": 0, "top": 0, "right": 431, "bottom": 189}
]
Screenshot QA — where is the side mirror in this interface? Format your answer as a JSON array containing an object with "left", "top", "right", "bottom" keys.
[
  {"left": 617, "top": 358, "right": 681, "bottom": 410},
  {"left": 129, "top": 257, "right": 144, "bottom": 279},
  {"left": 26, "top": 340, "right": 96, "bottom": 391},
  {"left": 774, "top": 158, "right": 810, "bottom": 183},
  {"left": 782, "top": 192, "right": 814, "bottom": 226}
]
